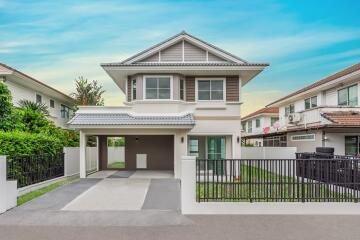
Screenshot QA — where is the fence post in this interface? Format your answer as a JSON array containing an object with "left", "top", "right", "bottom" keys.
[
  {"left": 301, "top": 160, "right": 305, "bottom": 203},
  {"left": 181, "top": 156, "right": 196, "bottom": 214},
  {"left": 0, "top": 156, "right": 6, "bottom": 213}
]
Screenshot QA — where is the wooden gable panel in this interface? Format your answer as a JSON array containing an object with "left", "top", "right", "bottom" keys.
[
  {"left": 184, "top": 41, "right": 206, "bottom": 61},
  {"left": 185, "top": 76, "right": 195, "bottom": 102},
  {"left": 161, "top": 41, "right": 183, "bottom": 61},
  {"left": 139, "top": 53, "right": 159, "bottom": 62},
  {"left": 208, "top": 52, "right": 227, "bottom": 62},
  {"left": 226, "top": 76, "right": 239, "bottom": 102}
]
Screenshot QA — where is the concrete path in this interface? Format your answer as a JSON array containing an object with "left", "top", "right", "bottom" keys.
[
  {"left": 130, "top": 170, "right": 173, "bottom": 179},
  {"left": 63, "top": 178, "right": 151, "bottom": 211}
]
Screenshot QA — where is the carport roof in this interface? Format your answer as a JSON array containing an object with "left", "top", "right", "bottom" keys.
[{"left": 68, "top": 112, "right": 195, "bottom": 127}]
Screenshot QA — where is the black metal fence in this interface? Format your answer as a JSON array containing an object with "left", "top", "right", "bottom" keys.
[
  {"left": 7, "top": 152, "right": 65, "bottom": 188},
  {"left": 196, "top": 158, "right": 360, "bottom": 202}
]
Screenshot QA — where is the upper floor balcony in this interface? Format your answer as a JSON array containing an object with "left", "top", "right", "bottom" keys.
[{"left": 283, "top": 106, "right": 360, "bottom": 130}]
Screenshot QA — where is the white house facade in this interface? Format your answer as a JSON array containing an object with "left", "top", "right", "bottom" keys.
[
  {"left": 68, "top": 31, "right": 268, "bottom": 178},
  {"left": 241, "top": 107, "right": 279, "bottom": 146},
  {"left": 0, "top": 63, "right": 75, "bottom": 129},
  {"left": 265, "top": 62, "right": 360, "bottom": 155}
]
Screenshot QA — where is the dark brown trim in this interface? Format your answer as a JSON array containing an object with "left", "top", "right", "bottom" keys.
[{"left": 226, "top": 76, "right": 239, "bottom": 102}]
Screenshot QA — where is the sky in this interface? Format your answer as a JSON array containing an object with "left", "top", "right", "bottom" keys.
[{"left": 1, "top": 0, "right": 360, "bottom": 115}]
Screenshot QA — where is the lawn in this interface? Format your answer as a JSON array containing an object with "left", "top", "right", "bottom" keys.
[
  {"left": 17, "top": 176, "right": 78, "bottom": 206},
  {"left": 107, "top": 161, "right": 125, "bottom": 169},
  {"left": 197, "top": 165, "right": 353, "bottom": 202}
]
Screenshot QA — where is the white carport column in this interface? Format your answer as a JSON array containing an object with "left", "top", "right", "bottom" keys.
[{"left": 79, "top": 130, "right": 87, "bottom": 178}]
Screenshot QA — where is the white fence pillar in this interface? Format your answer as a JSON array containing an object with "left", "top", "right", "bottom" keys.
[
  {"left": 181, "top": 155, "right": 196, "bottom": 214},
  {"left": 79, "top": 131, "right": 87, "bottom": 178},
  {"left": 0, "top": 156, "right": 17, "bottom": 214}
]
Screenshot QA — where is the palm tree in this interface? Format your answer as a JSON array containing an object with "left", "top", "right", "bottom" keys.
[
  {"left": 18, "top": 99, "right": 49, "bottom": 115},
  {"left": 71, "top": 76, "right": 105, "bottom": 106}
]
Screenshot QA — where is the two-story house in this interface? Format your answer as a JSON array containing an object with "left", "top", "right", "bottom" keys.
[
  {"left": 68, "top": 31, "right": 268, "bottom": 178},
  {"left": 241, "top": 107, "right": 279, "bottom": 146},
  {"left": 266, "top": 62, "right": 360, "bottom": 155},
  {"left": 0, "top": 63, "right": 75, "bottom": 129}
]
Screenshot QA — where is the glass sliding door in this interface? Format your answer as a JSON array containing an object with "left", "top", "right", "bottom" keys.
[
  {"left": 207, "top": 136, "right": 226, "bottom": 174},
  {"left": 345, "top": 136, "right": 359, "bottom": 156}
]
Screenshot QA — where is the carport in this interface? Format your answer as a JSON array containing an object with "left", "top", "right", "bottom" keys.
[{"left": 67, "top": 108, "right": 195, "bottom": 178}]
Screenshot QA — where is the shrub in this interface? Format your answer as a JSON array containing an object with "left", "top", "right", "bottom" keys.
[{"left": 0, "top": 131, "right": 63, "bottom": 156}]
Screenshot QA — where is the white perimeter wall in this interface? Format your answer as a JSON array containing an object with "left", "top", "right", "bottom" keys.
[
  {"left": 241, "top": 147, "right": 297, "bottom": 159},
  {"left": 64, "top": 147, "right": 98, "bottom": 176},
  {"left": 107, "top": 147, "right": 125, "bottom": 164}
]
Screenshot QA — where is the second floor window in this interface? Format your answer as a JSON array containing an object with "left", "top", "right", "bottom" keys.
[
  {"left": 242, "top": 122, "right": 246, "bottom": 132},
  {"left": 304, "top": 96, "right": 317, "bottom": 110},
  {"left": 197, "top": 79, "right": 224, "bottom": 101},
  {"left": 36, "top": 94, "right": 42, "bottom": 104},
  {"left": 145, "top": 76, "right": 171, "bottom": 100},
  {"left": 271, "top": 117, "right": 279, "bottom": 126},
  {"left": 132, "top": 79, "right": 137, "bottom": 100},
  {"left": 180, "top": 79, "right": 185, "bottom": 100},
  {"left": 247, "top": 121, "right": 252, "bottom": 133},
  {"left": 338, "top": 84, "right": 358, "bottom": 106},
  {"left": 61, "top": 104, "right": 70, "bottom": 119},
  {"left": 255, "top": 119, "right": 260, "bottom": 128},
  {"left": 50, "top": 99, "right": 55, "bottom": 108},
  {"left": 285, "top": 104, "right": 295, "bottom": 117}
]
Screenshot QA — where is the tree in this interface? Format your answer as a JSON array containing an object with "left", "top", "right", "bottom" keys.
[
  {"left": 18, "top": 99, "right": 49, "bottom": 116},
  {"left": 0, "top": 82, "right": 16, "bottom": 131},
  {"left": 71, "top": 76, "right": 105, "bottom": 106}
]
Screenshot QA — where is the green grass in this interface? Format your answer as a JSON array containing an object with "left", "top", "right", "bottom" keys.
[
  {"left": 197, "top": 165, "right": 353, "bottom": 202},
  {"left": 17, "top": 176, "right": 78, "bottom": 206},
  {"left": 107, "top": 161, "right": 125, "bottom": 169}
]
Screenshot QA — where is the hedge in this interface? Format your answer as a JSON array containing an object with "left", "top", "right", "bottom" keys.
[{"left": 0, "top": 131, "right": 64, "bottom": 156}]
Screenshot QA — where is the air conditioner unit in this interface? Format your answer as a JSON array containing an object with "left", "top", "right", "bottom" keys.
[{"left": 288, "top": 113, "right": 301, "bottom": 124}]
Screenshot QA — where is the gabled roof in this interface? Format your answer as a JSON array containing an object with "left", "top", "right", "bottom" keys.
[
  {"left": 0, "top": 63, "right": 75, "bottom": 103},
  {"left": 267, "top": 62, "right": 360, "bottom": 107},
  {"left": 242, "top": 107, "right": 279, "bottom": 121},
  {"left": 102, "top": 31, "right": 268, "bottom": 66},
  {"left": 68, "top": 112, "right": 195, "bottom": 127}
]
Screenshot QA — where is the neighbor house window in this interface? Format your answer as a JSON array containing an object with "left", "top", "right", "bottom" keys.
[
  {"left": 285, "top": 104, "right": 295, "bottom": 117},
  {"left": 291, "top": 134, "right": 315, "bottom": 141},
  {"left": 36, "top": 94, "right": 42, "bottom": 104},
  {"left": 345, "top": 136, "right": 359, "bottom": 156},
  {"left": 247, "top": 121, "right": 252, "bottom": 133},
  {"left": 132, "top": 79, "right": 137, "bottom": 100},
  {"left": 304, "top": 96, "right": 317, "bottom": 110},
  {"left": 271, "top": 117, "right": 279, "bottom": 126},
  {"left": 197, "top": 79, "right": 224, "bottom": 101},
  {"left": 338, "top": 85, "right": 358, "bottom": 106},
  {"left": 60, "top": 104, "right": 70, "bottom": 119},
  {"left": 242, "top": 122, "right": 246, "bottom": 132},
  {"left": 50, "top": 99, "right": 55, "bottom": 108},
  {"left": 255, "top": 119, "right": 261, "bottom": 128},
  {"left": 145, "top": 76, "right": 171, "bottom": 99},
  {"left": 180, "top": 79, "right": 185, "bottom": 100}
]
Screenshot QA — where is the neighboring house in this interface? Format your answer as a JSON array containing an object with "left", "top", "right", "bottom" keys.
[
  {"left": 262, "top": 62, "right": 360, "bottom": 155},
  {"left": 241, "top": 107, "right": 279, "bottom": 146},
  {"left": 0, "top": 63, "right": 75, "bottom": 129},
  {"left": 68, "top": 31, "right": 268, "bottom": 178}
]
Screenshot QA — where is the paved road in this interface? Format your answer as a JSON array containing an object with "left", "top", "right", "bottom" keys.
[{"left": 1, "top": 215, "right": 360, "bottom": 240}]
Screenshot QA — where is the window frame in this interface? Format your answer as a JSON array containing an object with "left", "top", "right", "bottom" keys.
[
  {"left": 50, "top": 99, "right": 55, "bottom": 108},
  {"left": 290, "top": 134, "right": 315, "bottom": 142},
  {"left": 285, "top": 104, "right": 295, "bottom": 117},
  {"left": 179, "top": 79, "right": 185, "bottom": 101},
  {"left": 247, "top": 120, "right": 252, "bottom": 133},
  {"left": 35, "top": 93, "right": 42, "bottom": 104},
  {"left": 143, "top": 75, "right": 173, "bottom": 100},
  {"left": 270, "top": 117, "right": 279, "bottom": 126},
  {"left": 255, "top": 118, "right": 261, "bottom": 128},
  {"left": 60, "top": 104, "right": 70, "bottom": 119},
  {"left": 195, "top": 77, "right": 226, "bottom": 102},
  {"left": 304, "top": 96, "right": 318, "bottom": 110},
  {"left": 338, "top": 84, "right": 358, "bottom": 106},
  {"left": 131, "top": 79, "right": 137, "bottom": 101}
]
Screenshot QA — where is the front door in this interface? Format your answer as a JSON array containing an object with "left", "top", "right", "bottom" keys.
[{"left": 207, "top": 136, "right": 226, "bottom": 174}]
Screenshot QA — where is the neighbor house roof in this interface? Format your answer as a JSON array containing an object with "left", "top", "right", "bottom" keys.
[
  {"left": 0, "top": 63, "right": 75, "bottom": 103},
  {"left": 242, "top": 107, "right": 279, "bottom": 121},
  {"left": 267, "top": 62, "right": 360, "bottom": 107},
  {"left": 322, "top": 111, "right": 360, "bottom": 126},
  {"left": 68, "top": 112, "right": 195, "bottom": 127}
]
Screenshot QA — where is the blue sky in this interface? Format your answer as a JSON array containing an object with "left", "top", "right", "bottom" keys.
[{"left": 1, "top": 0, "right": 360, "bottom": 114}]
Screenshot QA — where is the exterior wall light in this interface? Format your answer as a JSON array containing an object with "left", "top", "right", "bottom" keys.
[
  {"left": 181, "top": 137, "right": 184, "bottom": 143},
  {"left": 237, "top": 136, "right": 240, "bottom": 143}
]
